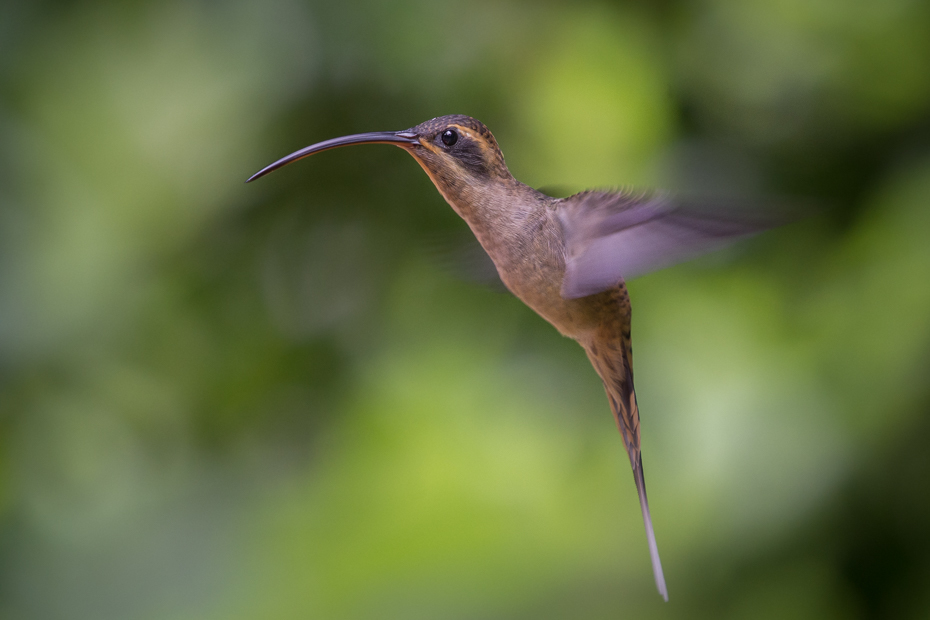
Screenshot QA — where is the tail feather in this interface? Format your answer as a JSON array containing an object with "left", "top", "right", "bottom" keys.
[
  {"left": 633, "top": 453, "right": 668, "bottom": 602},
  {"left": 583, "top": 301, "right": 668, "bottom": 601}
]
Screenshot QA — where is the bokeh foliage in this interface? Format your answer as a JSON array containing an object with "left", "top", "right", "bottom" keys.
[{"left": 1, "top": 0, "right": 929, "bottom": 618}]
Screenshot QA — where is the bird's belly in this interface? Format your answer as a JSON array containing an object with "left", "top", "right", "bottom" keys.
[
  {"left": 500, "top": 272, "right": 607, "bottom": 341},
  {"left": 478, "top": 221, "right": 616, "bottom": 341}
]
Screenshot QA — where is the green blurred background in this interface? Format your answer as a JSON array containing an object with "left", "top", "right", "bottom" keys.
[{"left": 1, "top": 0, "right": 929, "bottom": 618}]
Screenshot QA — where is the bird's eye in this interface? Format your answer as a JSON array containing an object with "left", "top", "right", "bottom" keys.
[{"left": 441, "top": 129, "right": 458, "bottom": 146}]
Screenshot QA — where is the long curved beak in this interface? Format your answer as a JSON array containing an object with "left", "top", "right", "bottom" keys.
[{"left": 246, "top": 131, "right": 420, "bottom": 183}]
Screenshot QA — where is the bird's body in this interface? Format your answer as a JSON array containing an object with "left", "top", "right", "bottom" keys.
[
  {"left": 409, "top": 130, "right": 665, "bottom": 597},
  {"left": 249, "top": 114, "right": 772, "bottom": 602}
]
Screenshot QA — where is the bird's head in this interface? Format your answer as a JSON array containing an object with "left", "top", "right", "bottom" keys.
[{"left": 402, "top": 115, "right": 511, "bottom": 188}]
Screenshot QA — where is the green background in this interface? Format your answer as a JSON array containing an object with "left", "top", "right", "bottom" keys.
[{"left": 1, "top": 0, "right": 929, "bottom": 618}]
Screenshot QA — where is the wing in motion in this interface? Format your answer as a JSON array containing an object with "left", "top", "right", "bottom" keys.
[{"left": 558, "top": 191, "right": 786, "bottom": 299}]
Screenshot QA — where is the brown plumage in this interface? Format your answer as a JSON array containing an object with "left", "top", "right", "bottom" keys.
[{"left": 248, "top": 114, "right": 777, "bottom": 602}]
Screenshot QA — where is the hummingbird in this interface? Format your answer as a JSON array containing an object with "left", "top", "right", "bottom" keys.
[{"left": 248, "top": 114, "right": 772, "bottom": 601}]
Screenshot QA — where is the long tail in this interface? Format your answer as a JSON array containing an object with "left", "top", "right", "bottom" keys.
[
  {"left": 584, "top": 313, "right": 668, "bottom": 600},
  {"left": 632, "top": 451, "right": 667, "bottom": 601},
  {"left": 605, "top": 382, "right": 668, "bottom": 602}
]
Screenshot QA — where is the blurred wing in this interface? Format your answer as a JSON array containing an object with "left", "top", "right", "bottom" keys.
[
  {"left": 419, "top": 228, "right": 509, "bottom": 293},
  {"left": 558, "top": 191, "right": 779, "bottom": 299}
]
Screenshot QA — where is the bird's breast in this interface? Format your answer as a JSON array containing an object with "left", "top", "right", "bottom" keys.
[
  {"left": 444, "top": 182, "right": 616, "bottom": 341},
  {"left": 483, "top": 217, "right": 607, "bottom": 341}
]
